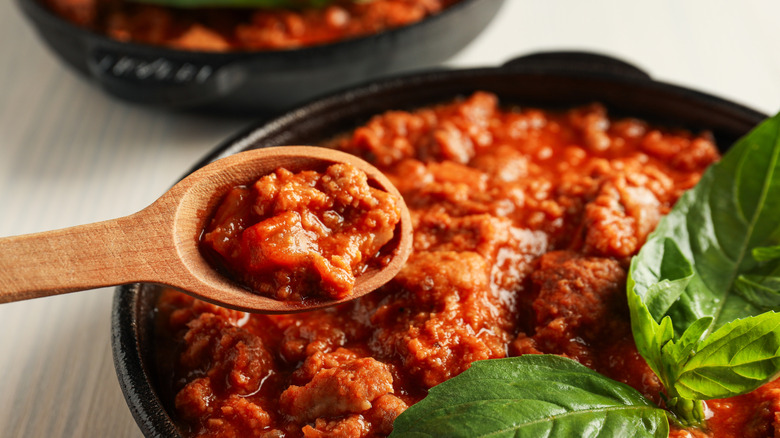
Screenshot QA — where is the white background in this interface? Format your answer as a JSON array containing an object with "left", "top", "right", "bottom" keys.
[{"left": 1, "top": 1, "right": 779, "bottom": 436}]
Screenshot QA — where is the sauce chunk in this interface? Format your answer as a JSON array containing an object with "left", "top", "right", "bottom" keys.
[{"left": 200, "top": 163, "right": 402, "bottom": 301}]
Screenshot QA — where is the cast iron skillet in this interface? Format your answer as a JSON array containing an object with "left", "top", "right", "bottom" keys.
[
  {"left": 112, "top": 51, "right": 766, "bottom": 437},
  {"left": 15, "top": 0, "right": 504, "bottom": 113}
]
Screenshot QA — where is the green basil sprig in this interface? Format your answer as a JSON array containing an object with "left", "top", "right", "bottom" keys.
[
  {"left": 390, "top": 355, "right": 669, "bottom": 438},
  {"left": 627, "top": 112, "right": 780, "bottom": 425}
]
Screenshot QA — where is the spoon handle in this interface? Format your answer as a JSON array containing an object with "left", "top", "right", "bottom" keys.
[{"left": 0, "top": 211, "right": 174, "bottom": 303}]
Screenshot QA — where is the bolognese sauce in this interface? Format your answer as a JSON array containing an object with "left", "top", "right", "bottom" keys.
[
  {"left": 199, "top": 163, "right": 402, "bottom": 301},
  {"left": 42, "top": 0, "right": 460, "bottom": 51},
  {"left": 155, "top": 92, "right": 776, "bottom": 437}
]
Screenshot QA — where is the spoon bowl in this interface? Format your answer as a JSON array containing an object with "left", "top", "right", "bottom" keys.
[{"left": 0, "top": 146, "right": 412, "bottom": 313}]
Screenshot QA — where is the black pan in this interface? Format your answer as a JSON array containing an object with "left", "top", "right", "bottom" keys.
[
  {"left": 111, "top": 51, "right": 766, "bottom": 437},
  {"left": 16, "top": 0, "right": 504, "bottom": 113}
]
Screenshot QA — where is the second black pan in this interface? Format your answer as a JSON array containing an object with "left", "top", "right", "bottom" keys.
[{"left": 16, "top": 0, "right": 505, "bottom": 113}]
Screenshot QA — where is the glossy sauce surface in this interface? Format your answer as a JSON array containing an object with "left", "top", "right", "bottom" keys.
[{"left": 156, "top": 93, "right": 773, "bottom": 437}]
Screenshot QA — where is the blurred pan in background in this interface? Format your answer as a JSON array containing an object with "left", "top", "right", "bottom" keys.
[{"left": 16, "top": 0, "right": 505, "bottom": 113}]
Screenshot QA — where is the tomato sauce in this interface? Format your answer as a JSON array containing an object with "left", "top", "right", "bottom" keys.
[
  {"left": 200, "top": 164, "right": 402, "bottom": 301},
  {"left": 42, "top": 0, "right": 460, "bottom": 51},
  {"left": 155, "top": 92, "right": 775, "bottom": 437}
]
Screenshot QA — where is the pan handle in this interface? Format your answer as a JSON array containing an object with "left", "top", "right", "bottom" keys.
[
  {"left": 87, "top": 48, "right": 246, "bottom": 107},
  {"left": 501, "top": 51, "right": 651, "bottom": 81}
]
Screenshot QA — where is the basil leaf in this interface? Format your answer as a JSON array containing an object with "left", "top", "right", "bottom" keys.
[
  {"left": 629, "top": 112, "right": 780, "bottom": 335},
  {"left": 753, "top": 245, "right": 780, "bottom": 262},
  {"left": 675, "top": 312, "right": 780, "bottom": 399},
  {"left": 663, "top": 316, "right": 711, "bottom": 370},
  {"left": 127, "top": 0, "right": 338, "bottom": 9},
  {"left": 626, "top": 274, "right": 674, "bottom": 381},
  {"left": 735, "top": 274, "right": 780, "bottom": 307},
  {"left": 390, "top": 355, "right": 669, "bottom": 438},
  {"left": 626, "top": 114, "right": 780, "bottom": 425},
  {"left": 734, "top": 246, "right": 780, "bottom": 306},
  {"left": 630, "top": 238, "right": 694, "bottom": 321}
]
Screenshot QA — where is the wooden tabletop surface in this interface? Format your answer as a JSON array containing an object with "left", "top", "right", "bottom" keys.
[{"left": 2, "top": 1, "right": 780, "bottom": 436}]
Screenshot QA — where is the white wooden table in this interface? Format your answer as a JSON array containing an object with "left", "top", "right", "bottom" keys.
[{"left": 1, "top": 1, "right": 779, "bottom": 436}]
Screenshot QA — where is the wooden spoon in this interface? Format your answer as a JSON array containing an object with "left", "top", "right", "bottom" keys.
[{"left": 0, "top": 146, "right": 413, "bottom": 313}]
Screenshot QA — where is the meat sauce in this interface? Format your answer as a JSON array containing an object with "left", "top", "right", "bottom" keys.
[
  {"left": 200, "top": 164, "right": 402, "bottom": 301},
  {"left": 155, "top": 92, "right": 777, "bottom": 437},
  {"left": 42, "top": 0, "right": 460, "bottom": 51}
]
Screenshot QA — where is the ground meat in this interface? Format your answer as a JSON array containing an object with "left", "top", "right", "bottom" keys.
[
  {"left": 372, "top": 251, "right": 509, "bottom": 387},
  {"left": 582, "top": 177, "right": 662, "bottom": 259},
  {"left": 175, "top": 377, "right": 217, "bottom": 421},
  {"left": 211, "top": 395, "right": 273, "bottom": 435},
  {"left": 180, "top": 313, "right": 274, "bottom": 395},
  {"left": 568, "top": 103, "right": 612, "bottom": 152},
  {"left": 302, "top": 415, "right": 371, "bottom": 438},
  {"left": 177, "top": 387, "right": 276, "bottom": 438},
  {"left": 641, "top": 130, "right": 719, "bottom": 172},
  {"left": 292, "top": 348, "right": 360, "bottom": 382},
  {"left": 344, "top": 92, "right": 496, "bottom": 167},
  {"left": 201, "top": 163, "right": 401, "bottom": 301},
  {"left": 668, "top": 428, "right": 710, "bottom": 438},
  {"left": 529, "top": 251, "right": 625, "bottom": 332},
  {"left": 168, "top": 308, "right": 279, "bottom": 437},
  {"left": 470, "top": 144, "right": 530, "bottom": 182},
  {"left": 156, "top": 94, "right": 726, "bottom": 437},
  {"left": 366, "top": 394, "right": 408, "bottom": 435},
  {"left": 510, "top": 251, "right": 664, "bottom": 402},
  {"left": 511, "top": 251, "right": 626, "bottom": 365},
  {"left": 276, "top": 308, "right": 371, "bottom": 365},
  {"left": 280, "top": 357, "right": 394, "bottom": 422}
]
